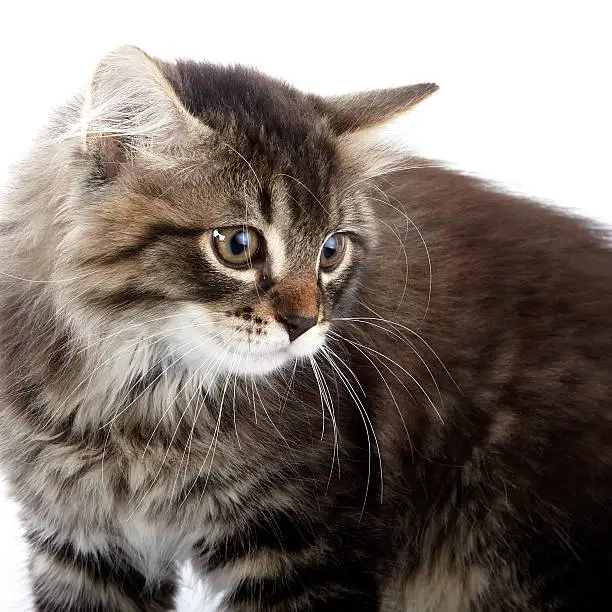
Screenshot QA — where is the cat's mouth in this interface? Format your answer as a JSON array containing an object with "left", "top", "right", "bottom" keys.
[
  {"left": 217, "top": 324, "right": 328, "bottom": 375},
  {"left": 168, "top": 305, "right": 327, "bottom": 377}
]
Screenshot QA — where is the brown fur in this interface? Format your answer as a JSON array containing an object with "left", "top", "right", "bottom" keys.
[{"left": 1, "top": 46, "right": 611, "bottom": 611}]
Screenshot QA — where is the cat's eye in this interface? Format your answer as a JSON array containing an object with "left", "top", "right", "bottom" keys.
[
  {"left": 319, "top": 234, "right": 346, "bottom": 270},
  {"left": 212, "top": 227, "right": 262, "bottom": 267}
]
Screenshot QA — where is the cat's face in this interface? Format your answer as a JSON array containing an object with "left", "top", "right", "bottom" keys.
[
  {"left": 175, "top": 182, "right": 369, "bottom": 377},
  {"left": 61, "top": 47, "right": 435, "bottom": 379},
  {"left": 71, "top": 134, "right": 372, "bottom": 377}
]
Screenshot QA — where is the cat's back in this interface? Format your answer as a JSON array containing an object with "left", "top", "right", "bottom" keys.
[
  {"left": 376, "top": 164, "right": 612, "bottom": 353},
  {"left": 368, "top": 165, "right": 612, "bottom": 611}
]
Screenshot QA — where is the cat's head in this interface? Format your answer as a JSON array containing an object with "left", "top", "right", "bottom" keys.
[{"left": 59, "top": 46, "right": 435, "bottom": 377}]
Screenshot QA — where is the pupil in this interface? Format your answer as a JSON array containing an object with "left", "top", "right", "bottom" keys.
[
  {"left": 323, "top": 236, "right": 338, "bottom": 260},
  {"left": 230, "top": 231, "right": 250, "bottom": 255}
]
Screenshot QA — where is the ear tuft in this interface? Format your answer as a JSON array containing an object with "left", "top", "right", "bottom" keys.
[
  {"left": 82, "top": 45, "right": 205, "bottom": 176},
  {"left": 323, "top": 83, "right": 438, "bottom": 134}
]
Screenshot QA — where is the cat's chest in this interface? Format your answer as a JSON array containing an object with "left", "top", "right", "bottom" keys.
[
  {"left": 118, "top": 514, "right": 198, "bottom": 572},
  {"left": 106, "top": 436, "right": 245, "bottom": 527},
  {"left": 107, "top": 454, "right": 245, "bottom": 577}
]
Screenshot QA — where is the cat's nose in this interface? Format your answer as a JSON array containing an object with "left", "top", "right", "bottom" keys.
[{"left": 279, "top": 313, "right": 318, "bottom": 342}]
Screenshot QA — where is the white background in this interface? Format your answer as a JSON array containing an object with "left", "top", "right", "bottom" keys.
[{"left": 0, "top": 1, "right": 610, "bottom": 610}]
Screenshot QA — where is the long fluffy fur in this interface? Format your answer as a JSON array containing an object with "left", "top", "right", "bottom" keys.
[{"left": 1, "top": 47, "right": 612, "bottom": 612}]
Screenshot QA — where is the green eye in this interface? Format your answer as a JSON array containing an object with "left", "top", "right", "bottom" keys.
[
  {"left": 212, "top": 227, "right": 262, "bottom": 267},
  {"left": 319, "top": 234, "right": 346, "bottom": 270}
]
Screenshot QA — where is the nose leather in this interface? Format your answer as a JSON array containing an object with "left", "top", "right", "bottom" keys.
[{"left": 279, "top": 314, "right": 318, "bottom": 342}]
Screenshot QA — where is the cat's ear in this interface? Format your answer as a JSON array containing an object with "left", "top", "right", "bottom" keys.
[
  {"left": 81, "top": 45, "right": 208, "bottom": 178},
  {"left": 319, "top": 83, "right": 438, "bottom": 181},
  {"left": 322, "top": 83, "right": 438, "bottom": 134}
]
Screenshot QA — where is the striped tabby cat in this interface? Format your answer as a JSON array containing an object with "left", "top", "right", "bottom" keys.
[{"left": 1, "top": 46, "right": 611, "bottom": 611}]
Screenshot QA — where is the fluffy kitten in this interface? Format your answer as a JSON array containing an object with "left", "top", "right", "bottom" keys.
[{"left": 1, "top": 46, "right": 611, "bottom": 612}]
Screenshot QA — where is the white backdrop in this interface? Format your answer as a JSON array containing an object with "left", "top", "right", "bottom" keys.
[{"left": 0, "top": 1, "right": 610, "bottom": 610}]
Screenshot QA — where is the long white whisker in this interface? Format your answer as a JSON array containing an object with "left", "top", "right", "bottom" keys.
[
  {"left": 311, "top": 354, "right": 341, "bottom": 492},
  {"left": 325, "top": 338, "right": 414, "bottom": 462},
  {"left": 330, "top": 330, "right": 444, "bottom": 425},
  {"left": 231, "top": 355, "right": 243, "bottom": 450},
  {"left": 343, "top": 303, "right": 461, "bottom": 392},
  {"left": 179, "top": 337, "right": 239, "bottom": 504},
  {"left": 367, "top": 186, "right": 433, "bottom": 320},
  {"left": 334, "top": 317, "right": 445, "bottom": 411},
  {"left": 309, "top": 356, "right": 327, "bottom": 441},
  {"left": 0, "top": 269, "right": 98, "bottom": 284},
  {"left": 72, "top": 314, "right": 204, "bottom": 353},
  {"left": 222, "top": 141, "right": 263, "bottom": 191},
  {"left": 141, "top": 327, "right": 233, "bottom": 458},
  {"left": 319, "top": 347, "right": 383, "bottom": 516},
  {"left": 279, "top": 359, "right": 298, "bottom": 415},
  {"left": 198, "top": 350, "right": 241, "bottom": 502},
  {"left": 101, "top": 331, "right": 220, "bottom": 428},
  {"left": 252, "top": 375, "right": 290, "bottom": 448},
  {"left": 132, "top": 332, "right": 240, "bottom": 516}
]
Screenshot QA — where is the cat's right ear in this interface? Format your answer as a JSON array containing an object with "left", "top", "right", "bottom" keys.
[{"left": 81, "top": 46, "right": 209, "bottom": 178}]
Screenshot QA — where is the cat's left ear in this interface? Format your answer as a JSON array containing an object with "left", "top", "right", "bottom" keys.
[
  {"left": 320, "top": 83, "right": 438, "bottom": 134},
  {"left": 81, "top": 45, "right": 209, "bottom": 178},
  {"left": 316, "top": 83, "right": 438, "bottom": 180}
]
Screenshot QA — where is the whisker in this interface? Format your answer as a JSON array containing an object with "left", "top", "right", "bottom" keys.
[
  {"left": 222, "top": 141, "right": 263, "bottom": 191},
  {"left": 326, "top": 337, "right": 414, "bottom": 462},
  {"left": 370, "top": 215, "right": 410, "bottom": 311},
  {"left": 136, "top": 333, "right": 240, "bottom": 515},
  {"left": 329, "top": 329, "right": 444, "bottom": 425},
  {"left": 310, "top": 354, "right": 341, "bottom": 492},
  {"left": 319, "top": 347, "right": 383, "bottom": 516},
  {"left": 242, "top": 181, "right": 262, "bottom": 300},
  {"left": 309, "top": 356, "right": 327, "bottom": 441},
  {"left": 342, "top": 303, "right": 461, "bottom": 392},
  {"left": 198, "top": 350, "right": 241, "bottom": 501},
  {"left": 252, "top": 375, "right": 291, "bottom": 449},
  {"left": 41, "top": 328, "right": 186, "bottom": 430},
  {"left": 72, "top": 314, "right": 205, "bottom": 353},
  {"left": 279, "top": 359, "right": 298, "bottom": 415},
  {"left": 366, "top": 186, "right": 432, "bottom": 320},
  {"left": 231, "top": 356, "right": 243, "bottom": 450},
  {"left": 320, "top": 345, "right": 367, "bottom": 398},
  {"left": 0, "top": 269, "right": 98, "bottom": 284},
  {"left": 334, "top": 316, "right": 445, "bottom": 412},
  {"left": 101, "top": 330, "right": 221, "bottom": 428},
  {"left": 140, "top": 328, "right": 232, "bottom": 458},
  {"left": 177, "top": 332, "right": 241, "bottom": 491},
  {"left": 179, "top": 340, "right": 239, "bottom": 505}
]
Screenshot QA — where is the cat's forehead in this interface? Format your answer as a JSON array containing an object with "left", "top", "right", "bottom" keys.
[
  {"left": 132, "top": 61, "right": 369, "bottom": 245},
  {"left": 164, "top": 61, "right": 336, "bottom": 187},
  {"left": 164, "top": 60, "right": 328, "bottom": 141},
  {"left": 199, "top": 169, "right": 345, "bottom": 241}
]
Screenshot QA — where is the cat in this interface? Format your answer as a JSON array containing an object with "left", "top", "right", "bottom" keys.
[{"left": 1, "top": 45, "right": 611, "bottom": 612}]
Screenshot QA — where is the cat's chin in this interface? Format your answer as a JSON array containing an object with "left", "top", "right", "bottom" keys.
[{"left": 216, "top": 324, "right": 329, "bottom": 377}]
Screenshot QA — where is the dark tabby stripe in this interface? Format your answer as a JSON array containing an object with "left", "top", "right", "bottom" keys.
[
  {"left": 83, "top": 287, "right": 168, "bottom": 310},
  {"left": 80, "top": 225, "right": 202, "bottom": 267},
  {"left": 196, "top": 508, "right": 378, "bottom": 610},
  {"left": 27, "top": 531, "right": 176, "bottom": 612},
  {"left": 225, "top": 559, "right": 378, "bottom": 611},
  {"left": 197, "top": 507, "right": 319, "bottom": 571}
]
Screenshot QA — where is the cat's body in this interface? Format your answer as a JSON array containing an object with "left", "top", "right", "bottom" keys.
[{"left": 1, "top": 47, "right": 611, "bottom": 611}]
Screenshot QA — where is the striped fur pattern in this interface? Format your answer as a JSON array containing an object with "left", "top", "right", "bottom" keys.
[{"left": 1, "top": 47, "right": 611, "bottom": 611}]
